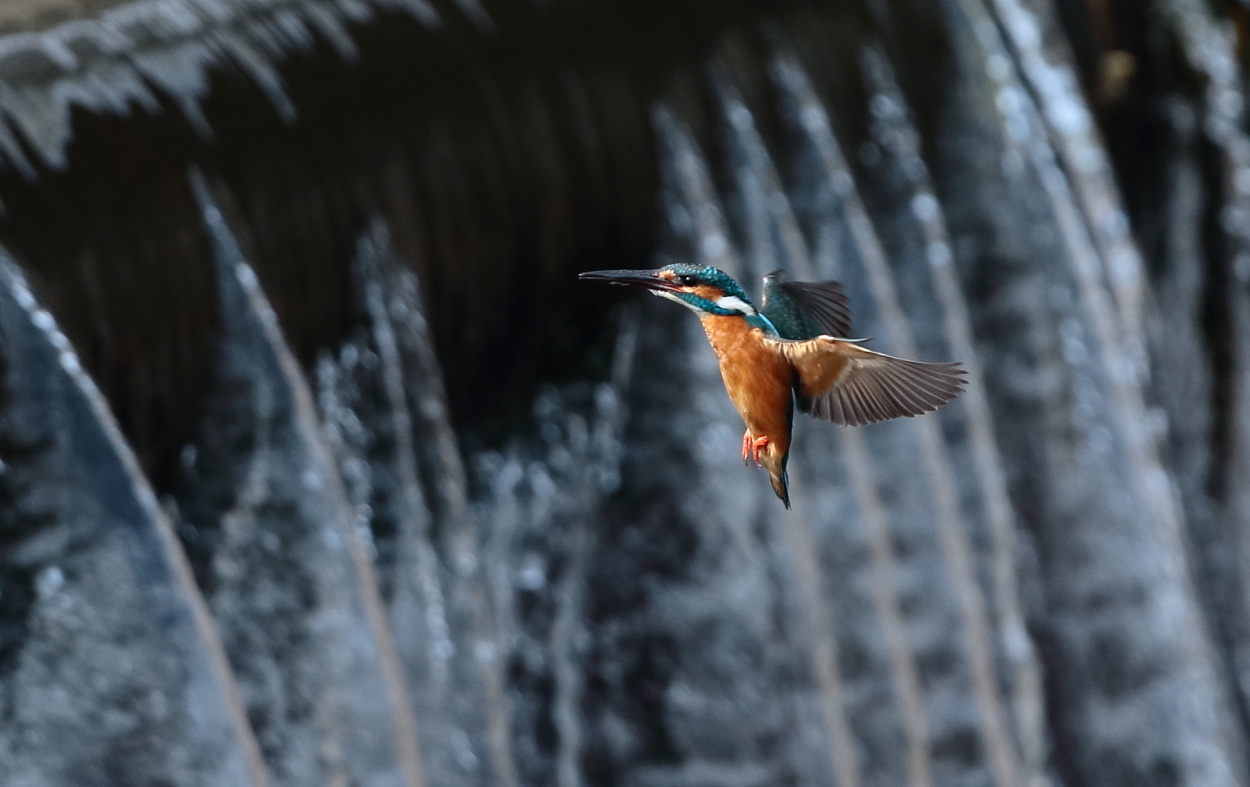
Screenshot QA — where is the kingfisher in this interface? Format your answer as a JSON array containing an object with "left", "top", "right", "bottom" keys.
[{"left": 579, "top": 263, "right": 965, "bottom": 508}]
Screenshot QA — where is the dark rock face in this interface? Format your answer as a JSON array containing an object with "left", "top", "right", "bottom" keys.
[{"left": 0, "top": 1, "right": 1248, "bottom": 786}]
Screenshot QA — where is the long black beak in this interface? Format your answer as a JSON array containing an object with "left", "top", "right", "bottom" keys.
[{"left": 578, "top": 269, "right": 679, "bottom": 292}]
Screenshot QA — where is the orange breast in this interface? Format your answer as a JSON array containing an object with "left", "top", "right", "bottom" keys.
[{"left": 698, "top": 315, "right": 794, "bottom": 447}]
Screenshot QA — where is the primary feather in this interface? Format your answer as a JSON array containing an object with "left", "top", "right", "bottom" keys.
[{"left": 762, "top": 335, "right": 966, "bottom": 426}]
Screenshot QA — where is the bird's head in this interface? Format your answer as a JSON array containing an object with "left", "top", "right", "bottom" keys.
[{"left": 579, "top": 263, "right": 759, "bottom": 318}]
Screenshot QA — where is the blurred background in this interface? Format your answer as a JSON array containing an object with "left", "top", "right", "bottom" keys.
[{"left": 0, "top": 0, "right": 1248, "bottom": 785}]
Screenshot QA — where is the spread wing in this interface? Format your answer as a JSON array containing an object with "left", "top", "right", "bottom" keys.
[
  {"left": 764, "top": 335, "right": 966, "bottom": 426},
  {"left": 760, "top": 272, "right": 853, "bottom": 339}
]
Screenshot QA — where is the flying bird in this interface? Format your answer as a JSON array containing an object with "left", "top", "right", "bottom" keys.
[{"left": 579, "top": 263, "right": 965, "bottom": 508}]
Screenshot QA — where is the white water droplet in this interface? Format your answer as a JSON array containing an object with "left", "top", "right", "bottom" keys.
[
  {"left": 31, "top": 309, "right": 55, "bottom": 331},
  {"left": 36, "top": 566, "right": 65, "bottom": 598}
]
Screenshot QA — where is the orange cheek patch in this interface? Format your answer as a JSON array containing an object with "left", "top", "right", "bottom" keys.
[{"left": 691, "top": 284, "right": 720, "bottom": 300}]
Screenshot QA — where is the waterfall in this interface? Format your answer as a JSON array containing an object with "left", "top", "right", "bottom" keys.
[{"left": 2, "top": 1, "right": 1250, "bottom": 785}]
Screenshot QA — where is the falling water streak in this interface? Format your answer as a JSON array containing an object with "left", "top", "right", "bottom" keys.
[
  {"left": 814, "top": 219, "right": 934, "bottom": 776},
  {"left": 768, "top": 50, "right": 934, "bottom": 787},
  {"left": 652, "top": 105, "right": 740, "bottom": 276},
  {"left": 189, "top": 169, "right": 426, "bottom": 787},
  {"left": 842, "top": 121, "right": 1021, "bottom": 787},
  {"left": 839, "top": 430, "right": 932, "bottom": 787},
  {"left": 314, "top": 355, "right": 372, "bottom": 552},
  {"left": 390, "top": 260, "right": 520, "bottom": 787},
  {"left": 134, "top": 496, "right": 273, "bottom": 785},
  {"left": 653, "top": 101, "right": 864, "bottom": 787},
  {"left": 770, "top": 49, "right": 1021, "bottom": 787},
  {"left": 963, "top": 2, "right": 1191, "bottom": 556},
  {"left": 218, "top": 33, "right": 298, "bottom": 123},
  {"left": 550, "top": 467, "right": 592, "bottom": 787},
  {"left": 356, "top": 222, "right": 455, "bottom": 705},
  {"left": 1164, "top": 0, "right": 1250, "bottom": 721},
  {"left": 303, "top": 4, "right": 363, "bottom": 59},
  {"left": 774, "top": 474, "right": 863, "bottom": 787},
  {"left": 0, "top": 253, "right": 270, "bottom": 787},
  {"left": 983, "top": 0, "right": 1146, "bottom": 352},
  {"left": 551, "top": 311, "right": 639, "bottom": 787},
  {"left": 770, "top": 47, "right": 1015, "bottom": 784},
  {"left": 223, "top": 315, "right": 360, "bottom": 781},
  {"left": 860, "top": 45, "right": 1049, "bottom": 785},
  {"left": 212, "top": 281, "right": 326, "bottom": 777},
  {"left": 352, "top": 223, "right": 512, "bottom": 787},
  {"left": 713, "top": 68, "right": 882, "bottom": 785},
  {"left": 959, "top": 3, "right": 1244, "bottom": 780},
  {"left": 710, "top": 65, "right": 812, "bottom": 283},
  {"left": 851, "top": 149, "right": 1021, "bottom": 787}
]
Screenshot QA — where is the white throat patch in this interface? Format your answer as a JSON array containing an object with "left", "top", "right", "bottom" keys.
[{"left": 714, "top": 295, "right": 756, "bottom": 316}]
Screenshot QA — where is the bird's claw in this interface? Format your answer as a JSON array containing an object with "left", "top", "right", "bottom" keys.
[
  {"left": 750, "top": 436, "right": 770, "bottom": 466},
  {"left": 741, "top": 432, "right": 770, "bottom": 466}
]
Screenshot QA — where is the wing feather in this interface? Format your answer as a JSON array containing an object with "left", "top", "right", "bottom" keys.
[
  {"left": 760, "top": 272, "right": 854, "bottom": 339},
  {"left": 874, "top": 373, "right": 912, "bottom": 414},
  {"left": 848, "top": 384, "right": 874, "bottom": 426},
  {"left": 777, "top": 280, "right": 853, "bottom": 338},
  {"left": 763, "top": 335, "right": 966, "bottom": 425}
]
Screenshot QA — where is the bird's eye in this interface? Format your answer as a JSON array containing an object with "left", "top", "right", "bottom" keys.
[{"left": 677, "top": 275, "right": 697, "bottom": 286}]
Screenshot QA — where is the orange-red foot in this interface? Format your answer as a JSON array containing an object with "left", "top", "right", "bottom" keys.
[
  {"left": 741, "top": 431, "right": 752, "bottom": 465},
  {"left": 750, "top": 436, "right": 770, "bottom": 466}
]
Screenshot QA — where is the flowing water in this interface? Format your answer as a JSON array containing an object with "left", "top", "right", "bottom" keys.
[{"left": 1, "top": 1, "right": 1249, "bottom": 786}]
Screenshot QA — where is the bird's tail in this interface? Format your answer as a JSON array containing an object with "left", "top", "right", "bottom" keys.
[{"left": 765, "top": 455, "right": 791, "bottom": 510}]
